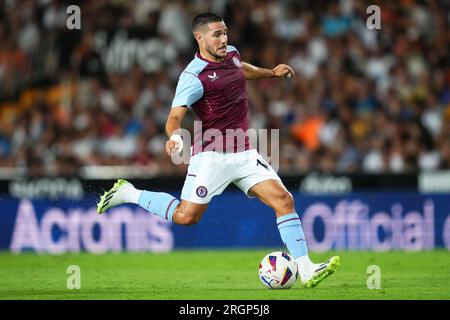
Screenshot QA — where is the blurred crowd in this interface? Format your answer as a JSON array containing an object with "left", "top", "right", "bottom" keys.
[{"left": 0, "top": 0, "right": 449, "bottom": 177}]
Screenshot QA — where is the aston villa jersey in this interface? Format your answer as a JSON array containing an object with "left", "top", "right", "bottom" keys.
[{"left": 172, "top": 45, "right": 251, "bottom": 155}]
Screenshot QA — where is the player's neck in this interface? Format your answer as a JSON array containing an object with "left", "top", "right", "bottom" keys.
[{"left": 198, "top": 48, "right": 225, "bottom": 63}]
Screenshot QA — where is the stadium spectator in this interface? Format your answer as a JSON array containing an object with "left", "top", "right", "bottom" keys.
[{"left": 0, "top": 0, "right": 448, "bottom": 177}]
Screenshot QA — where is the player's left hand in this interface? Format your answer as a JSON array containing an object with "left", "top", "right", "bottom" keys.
[{"left": 272, "top": 64, "right": 295, "bottom": 78}]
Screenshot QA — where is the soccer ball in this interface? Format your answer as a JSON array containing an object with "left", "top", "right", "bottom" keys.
[{"left": 258, "top": 251, "right": 298, "bottom": 289}]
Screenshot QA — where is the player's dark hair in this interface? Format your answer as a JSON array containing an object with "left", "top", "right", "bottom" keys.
[{"left": 192, "top": 12, "right": 223, "bottom": 32}]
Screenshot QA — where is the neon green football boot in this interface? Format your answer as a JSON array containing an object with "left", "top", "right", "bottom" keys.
[
  {"left": 97, "top": 179, "right": 132, "bottom": 214},
  {"left": 303, "top": 256, "right": 340, "bottom": 289}
]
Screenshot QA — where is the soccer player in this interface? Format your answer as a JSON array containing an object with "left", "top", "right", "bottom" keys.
[{"left": 97, "top": 12, "right": 339, "bottom": 288}]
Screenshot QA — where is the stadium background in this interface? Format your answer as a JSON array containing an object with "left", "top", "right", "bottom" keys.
[{"left": 0, "top": 0, "right": 449, "bottom": 300}]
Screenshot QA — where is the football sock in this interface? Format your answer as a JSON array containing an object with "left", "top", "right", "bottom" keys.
[
  {"left": 295, "top": 255, "right": 315, "bottom": 282},
  {"left": 277, "top": 212, "right": 308, "bottom": 258},
  {"left": 277, "top": 212, "right": 314, "bottom": 280},
  {"left": 137, "top": 190, "right": 180, "bottom": 222},
  {"left": 120, "top": 184, "right": 142, "bottom": 204}
]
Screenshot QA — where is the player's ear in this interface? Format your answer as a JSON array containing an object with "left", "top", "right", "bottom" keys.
[{"left": 193, "top": 31, "right": 202, "bottom": 43}]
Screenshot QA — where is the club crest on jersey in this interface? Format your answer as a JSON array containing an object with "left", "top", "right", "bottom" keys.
[
  {"left": 196, "top": 186, "right": 208, "bottom": 198},
  {"left": 232, "top": 56, "right": 241, "bottom": 67},
  {"left": 207, "top": 72, "right": 219, "bottom": 81}
]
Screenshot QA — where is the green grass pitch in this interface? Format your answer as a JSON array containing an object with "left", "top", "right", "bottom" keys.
[{"left": 0, "top": 250, "right": 448, "bottom": 300}]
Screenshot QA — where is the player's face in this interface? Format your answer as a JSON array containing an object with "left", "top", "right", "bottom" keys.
[{"left": 200, "top": 21, "right": 228, "bottom": 61}]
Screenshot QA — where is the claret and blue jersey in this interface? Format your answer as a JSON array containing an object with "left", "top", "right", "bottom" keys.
[{"left": 171, "top": 45, "right": 251, "bottom": 154}]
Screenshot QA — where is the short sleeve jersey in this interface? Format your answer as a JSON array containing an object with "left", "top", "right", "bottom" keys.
[{"left": 172, "top": 45, "right": 251, "bottom": 155}]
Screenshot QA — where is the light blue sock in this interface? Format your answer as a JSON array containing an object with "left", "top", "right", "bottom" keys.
[
  {"left": 277, "top": 212, "right": 308, "bottom": 259},
  {"left": 138, "top": 191, "right": 180, "bottom": 222}
]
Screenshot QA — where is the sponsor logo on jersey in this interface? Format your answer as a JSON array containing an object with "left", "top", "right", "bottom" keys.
[{"left": 207, "top": 72, "right": 219, "bottom": 81}]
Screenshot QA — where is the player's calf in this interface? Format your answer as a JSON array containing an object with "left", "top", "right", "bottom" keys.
[
  {"left": 273, "top": 191, "right": 295, "bottom": 216},
  {"left": 172, "top": 201, "right": 208, "bottom": 226}
]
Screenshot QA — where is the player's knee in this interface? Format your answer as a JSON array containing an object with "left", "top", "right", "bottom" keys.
[
  {"left": 180, "top": 214, "right": 201, "bottom": 226},
  {"left": 276, "top": 191, "right": 295, "bottom": 213},
  {"left": 175, "top": 207, "right": 202, "bottom": 226}
]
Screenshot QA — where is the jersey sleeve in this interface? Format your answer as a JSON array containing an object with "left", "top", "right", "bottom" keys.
[{"left": 171, "top": 72, "right": 204, "bottom": 108}]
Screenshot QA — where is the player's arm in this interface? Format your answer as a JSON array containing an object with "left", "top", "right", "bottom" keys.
[
  {"left": 165, "top": 106, "right": 188, "bottom": 156},
  {"left": 242, "top": 62, "right": 295, "bottom": 80},
  {"left": 166, "top": 69, "right": 203, "bottom": 156}
]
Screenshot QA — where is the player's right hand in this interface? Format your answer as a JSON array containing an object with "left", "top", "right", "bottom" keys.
[
  {"left": 166, "top": 140, "right": 179, "bottom": 156},
  {"left": 166, "top": 134, "right": 183, "bottom": 155}
]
